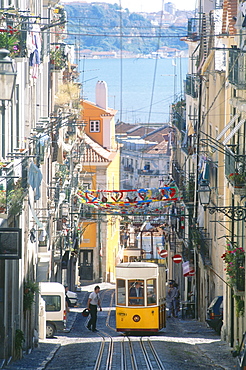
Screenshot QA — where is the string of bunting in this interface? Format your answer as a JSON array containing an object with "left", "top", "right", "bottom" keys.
[{"left": 77, "top": 186, "right": 180, "bottom": 214}]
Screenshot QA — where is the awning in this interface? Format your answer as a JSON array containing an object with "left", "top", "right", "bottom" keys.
[
  {"left": 188, "top": 121, "right": 195, "bottom": 136},
  {"left": 216, "top": 113, "right": 240, "bottom": 141},
  {"left": 201, "top": 50, "right": 215, "bottom": 75},
  {"left": 222, "top": 119, "right": 245, "bottom": 145}
]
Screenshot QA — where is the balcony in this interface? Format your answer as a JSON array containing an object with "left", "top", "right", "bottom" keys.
[
  {"left": 50, "top": 47, "right": 67, "bottom": 71},
  {"left": 137, "top": 169, "right": 159, "bottom": 175},
  {"left": 187, "top": 18, "right": 200, "bottom": 41},
  {"left": 172, "top": 161, "right": 185, "bottom": 189},
  {"left": 0, "top": 160, "right": 28, "bottom": 218},
  {"left": 225, "top": 148, "right": 246, "bottom": 195},
  {"left": 185, "top": 74, "right": 200, "bottom": 98},
  {"left": 191, "top": 226, "right": 211, "bottom": 264},
  {"left": 228, "top": 49, "right": 246, "bottom": 90},
  {"left": 183, "top": 176, "right": 195, "bottom": 204},
  {"left": 172, "top": 111, "right": 186, "bottom": 135},
  {"left": 124, "top": 165, "right": 134, "bottom": 173}
]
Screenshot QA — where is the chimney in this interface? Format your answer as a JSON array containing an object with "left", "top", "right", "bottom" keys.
[{"left": 95, "top": 80, "right": 108, "bottom": 110}]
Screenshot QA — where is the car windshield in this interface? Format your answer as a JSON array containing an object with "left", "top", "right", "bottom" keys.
[{"left": 208, "top": 297, "right": 219, "bottom": 309}]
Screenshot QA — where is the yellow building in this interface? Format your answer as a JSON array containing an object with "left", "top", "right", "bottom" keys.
[{"left": 78, "top": 81, "right": 120, "bottom": 283}]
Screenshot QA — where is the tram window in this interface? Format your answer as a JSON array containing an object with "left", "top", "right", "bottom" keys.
[
  {"left": 147, "top": 279, "right": 157, "bottom": 305},
  {"left": 117, "top": 279, "right": 126, "bottom": 305},
  {"left": 128, "top": 280, "right": 144, "bottom": 306}
]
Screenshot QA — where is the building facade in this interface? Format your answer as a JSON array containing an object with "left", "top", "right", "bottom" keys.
[{"left": 171, "top": 0, "right": 246, "bottom": 350}]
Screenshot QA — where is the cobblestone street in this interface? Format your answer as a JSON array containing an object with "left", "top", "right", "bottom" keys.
[{"left": 4, "top": 284, "right": 238, "bottom": 370}]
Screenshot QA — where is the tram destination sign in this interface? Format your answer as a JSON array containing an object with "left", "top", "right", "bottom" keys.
[{"left": 0, "top": 228, "right": 22, "bottom": 259}]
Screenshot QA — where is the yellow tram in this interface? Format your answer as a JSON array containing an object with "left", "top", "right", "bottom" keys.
[{"left": 115, "top": 262, "right": 166, "bottom": 332}]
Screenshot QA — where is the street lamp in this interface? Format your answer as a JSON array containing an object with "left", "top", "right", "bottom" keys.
[
  {"left": 198, "top": 180, "right": 246, "bottom": 221},
  {"left": 198, "top": 180, "right": 211, "bottom": 206},
  {"left": 0, "top": 49, "right": 17, "bottom": 100}
]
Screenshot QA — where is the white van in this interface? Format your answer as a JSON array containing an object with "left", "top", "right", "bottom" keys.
[{"left": 39, "top": 282, "right": 66, "bottom": 338}]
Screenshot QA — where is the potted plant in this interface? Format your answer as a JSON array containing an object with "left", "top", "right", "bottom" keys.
[
  {"left": 0, "top": 29, "right": 20, "bottom": 57},
  {"left": 23, "top": 281, "right": 39, "bottom": 311},
  {"left": 228, "top": 173, "right": 246, "bottom": 187},
  {"left": 7, "top": 185, "right": 25, "bottom": 216},
  {"left": 0, "top": 190, "right": 7, "bottom": 212},
  {"left": 221, "top": 242, "right": 245, "bottom": 290},
  {"left": 15, "top": 329, "right": 25, "bottom": 359},
  {"left": 50, "top": 47, "right": 66, "bottom": 70}
]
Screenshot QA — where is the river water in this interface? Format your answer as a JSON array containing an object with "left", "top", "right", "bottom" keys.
[{"left": 79, "top": 57, "right": 188, "bottom": 124}]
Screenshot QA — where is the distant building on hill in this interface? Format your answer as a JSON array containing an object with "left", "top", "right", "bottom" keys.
[
  {"left": 115, "top": 122, "right": 174, "bottom": 190},
  {"left": 164, "top": 2, "right": 176, "bottom": 15}
]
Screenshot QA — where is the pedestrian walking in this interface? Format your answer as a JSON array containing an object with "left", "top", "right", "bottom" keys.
[
  {"left": 64, "top": 286, "right": 70, "bottom": 314},
  {"left": 87, "top": 285, "right": 102, "bottom": 332},
  {"left": 167, "top": 281, "right": 179, "bottom": 317},
  {"left": 173, "top": 281, "right": 180, "bottom": 315}
]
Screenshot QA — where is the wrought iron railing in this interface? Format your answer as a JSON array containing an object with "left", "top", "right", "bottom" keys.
[
  {"left": 137, "top": 169, "right": 159, "bottom": 175},
  {"left": 228, "top": 49, "right": 246, "bottom": 90},
  {"left": 187, "top": 18, "right": 200, "bottom": 41},
  {"left": 0, "top": 158, "right": 28, "bottom": 216},
  {"left": 172, "top": 161, "right": 185, "bottom": 190},
  {"left": 191, "top": 226, "right": 211, "bottom": 264},
  {"left": 185, "top": 74, "right": 200, "bottom": 98},
  {"left": 172, "top": 111, "right": 186, "bottom": 137},
  {"left": 124, "top": 166, "right": 134, "bottom": 173},
  {"left": 225, "top": 148, "right": 246, "bottom": 178},
  {"left": 183, "top": 175, "right": 195, "bottom": 203}
]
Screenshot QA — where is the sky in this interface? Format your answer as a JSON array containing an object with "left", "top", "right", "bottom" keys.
[{"left": 83, "top": 0, "right": 197, "bottom": 12}]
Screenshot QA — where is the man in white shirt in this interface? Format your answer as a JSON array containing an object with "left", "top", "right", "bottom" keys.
[{"left": 87, "top": 286, "right": 102, "bottom": 332}]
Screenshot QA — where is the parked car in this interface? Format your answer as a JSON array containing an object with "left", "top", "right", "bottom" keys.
[
  {"left": 206, "top": 296, "right": 223, "bottom": 334},
  {"left": 66, "top": 290, "right": 78, "bottom": 307}
]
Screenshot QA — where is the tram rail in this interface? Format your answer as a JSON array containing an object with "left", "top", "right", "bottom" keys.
[{"left": 92, "top": 288, "right": 166, "bottom": 370}]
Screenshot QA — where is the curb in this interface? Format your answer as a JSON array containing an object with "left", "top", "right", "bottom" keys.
[{"left": 36, "top": 344, "right": 61, "bottom": 370}]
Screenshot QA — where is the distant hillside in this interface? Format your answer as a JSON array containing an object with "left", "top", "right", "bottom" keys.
[{"left": 63, "top": 2, "right": 188, "bottom": 54}]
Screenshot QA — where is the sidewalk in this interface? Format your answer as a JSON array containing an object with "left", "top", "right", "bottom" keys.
[
  {"left": 3, "top": 312, "right": 77, "bottom": 370},
  {"left": 176, "top": 318, "right": 238, "bottom": 370}
]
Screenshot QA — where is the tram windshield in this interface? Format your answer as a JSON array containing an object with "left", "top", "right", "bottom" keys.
[
  {"left": 128, "top": 280, "right": 144, "bottom": 306},
  {"left": 147, "top": 279, "right": 157, "bottom": 305}
]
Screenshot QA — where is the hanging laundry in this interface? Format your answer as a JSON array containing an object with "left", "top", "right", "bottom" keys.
[
  {"left": 64, "top": 44, "right": 75, "bottom": 64},
  {"left": 28, "top": 161, "right": 43, "bottom": 200},
  {"left": 27, "top": 23, "right": 42, "bottom": 79}
]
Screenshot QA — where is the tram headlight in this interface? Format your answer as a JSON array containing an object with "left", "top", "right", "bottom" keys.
[{"left": 132, "top": 314, "right": 141, "bottom": 322}]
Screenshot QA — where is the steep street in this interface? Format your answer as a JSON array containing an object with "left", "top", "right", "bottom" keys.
[{"left": 5, "top": 285, "right": 237, "bottom": 370}]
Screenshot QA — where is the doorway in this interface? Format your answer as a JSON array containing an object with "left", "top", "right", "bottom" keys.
[{"left": 79, "top": 250, "right": 93, "bottom": 280}]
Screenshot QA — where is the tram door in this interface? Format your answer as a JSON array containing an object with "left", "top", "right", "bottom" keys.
[{"left": 79, "top": 250, "right": 93, "bottom": 280}]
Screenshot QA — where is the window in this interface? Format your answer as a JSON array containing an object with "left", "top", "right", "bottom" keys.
[
  {"left": 90, "top": 120, "right": 100, "bottom": 132},
  {"left": 128, "top": 280, "right": 144, "bottom": 306},
  {"left": 117, "top": 279, "right": 126, "bottom": 305},
  {"left": 144, "top": 162, "right": 150, "bottom": 170},
  {"left": 42, "top": 295, "right": 61, "bottom": 312},
  {"left": 147, "top": 279, "right": 157, "bottom": 305}
]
